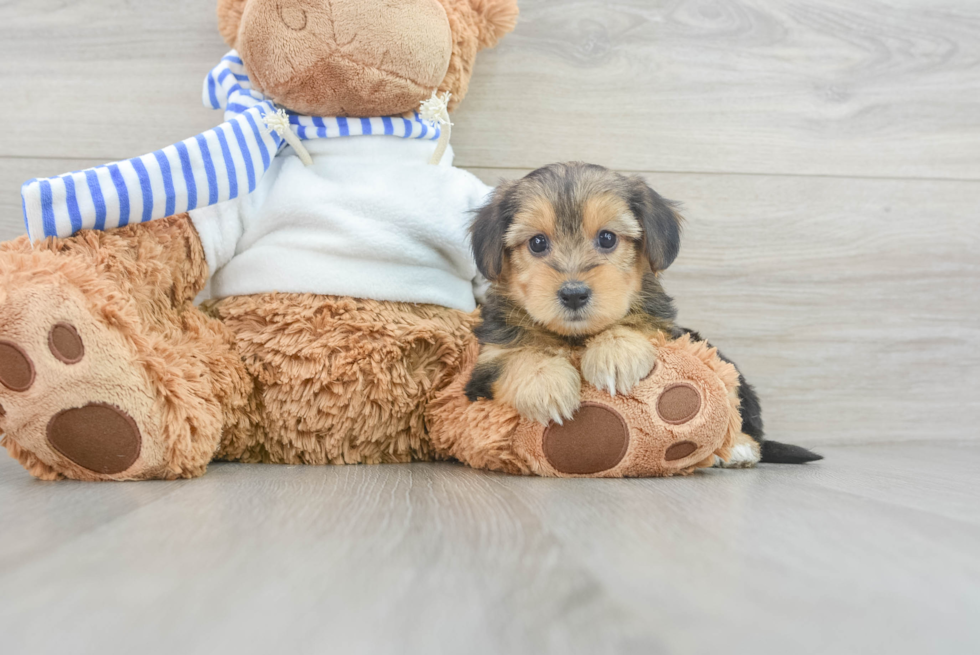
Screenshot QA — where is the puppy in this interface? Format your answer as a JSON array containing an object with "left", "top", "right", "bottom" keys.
[
  {"left": 465, "top": 162, "right": 822, "bottom": 465},
  {"left": 465, "top": 162, "right": 679, "bottom": 424}
]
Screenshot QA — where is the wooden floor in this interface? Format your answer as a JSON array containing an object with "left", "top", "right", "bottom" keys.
[
  {"left": 2, "top": 445, "right": 979, "bottom": 654},
  {"left": 1, "top": 1, "right": 978, "bottom": 652}
]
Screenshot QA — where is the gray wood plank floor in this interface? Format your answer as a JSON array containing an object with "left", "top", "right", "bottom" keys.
[
  {"left": 1, "top": 1, "right": 978, "bottom": 652},
  {"left": 1, "top": 444, "right": 979, "bottom": 654}
]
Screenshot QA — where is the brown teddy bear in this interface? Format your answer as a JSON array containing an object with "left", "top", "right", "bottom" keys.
[{"left": 0, "top": 0, "right": 801, "bottom": 481}]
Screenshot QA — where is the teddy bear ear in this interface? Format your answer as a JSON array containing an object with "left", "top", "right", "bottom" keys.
[
  {"left": 217, "top": 0, "right": 249, "bottom": 48},
  {"left": 469, "top": 0, "right": 519, "bottom": 48}
]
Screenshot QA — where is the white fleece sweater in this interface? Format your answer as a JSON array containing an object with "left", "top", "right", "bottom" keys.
[{"left": 190, "top": 137, "right": 491, "bottom": 312}]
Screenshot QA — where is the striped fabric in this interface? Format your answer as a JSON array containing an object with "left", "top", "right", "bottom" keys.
[{"left": 21, "top": 51, "right": 442, "bottom": 243}]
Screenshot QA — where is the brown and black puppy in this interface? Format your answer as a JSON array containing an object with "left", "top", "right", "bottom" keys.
[
  {"left": 466, "top": 162, "right": 821, "bottom": 465},
  {"left": 466, "top": 162, "right": 680, "bottom": 424}
]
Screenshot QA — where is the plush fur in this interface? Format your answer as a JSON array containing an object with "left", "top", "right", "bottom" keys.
[{"left": 209, "top": 291, "right": 477, "bottom": 466}]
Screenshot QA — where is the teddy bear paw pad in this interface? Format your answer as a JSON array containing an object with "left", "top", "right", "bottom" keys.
[
  {"left": 0, "top": 340, "right": 35, "bottom": 392},
  {"left": 664, "top": 440, "right": 699, "bottom": 461},
  {"left": 48, "top": 322, "right": 85, "bottom": 364},
  {"left": 47, "top": 403, "right": 142, "bottom": 476},
  {"left": 656, "top": 383, "right": 701, "bottom": 425},
  {"left": 542, "top": 403, "right": 630, "bottom": 475}
]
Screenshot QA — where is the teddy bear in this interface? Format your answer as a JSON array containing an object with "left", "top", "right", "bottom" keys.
[{"left": 0, "top": 0, "right": 811, "bottom": 482}]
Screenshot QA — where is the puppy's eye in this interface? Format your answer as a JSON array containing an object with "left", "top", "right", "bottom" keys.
[
  {"left": 528, "top": 234, "right": 550, "bottom": 255},
  {"left": 597, "top": 230, "right": 618, "bottom": 251}
]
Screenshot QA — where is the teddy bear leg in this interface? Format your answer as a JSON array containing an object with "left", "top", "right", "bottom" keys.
[
  {"left": 0, "top": 215, "right": 252, "bottom": 480},
  {"left": 428, "top": 334, "right": 744, "bottom": 478},
  {"left": 524, "top": 336, "right": 744, "bottom": 477}
]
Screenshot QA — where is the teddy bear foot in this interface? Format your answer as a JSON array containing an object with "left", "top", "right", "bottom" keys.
[
  {"left": 537, "top": 396, "right": 716, "bottom": 477},
  {"left": 514, "top": 343, "right": 735, "bottom": 477},
  {"left": 0, "top": 240, "right": 232, "bottom": 481},
  {"left": 428, "top": 334, "right": 743, "bottom": 478},
  {"left": 0, "top": 278, "right": 168, "bottom": 480}
]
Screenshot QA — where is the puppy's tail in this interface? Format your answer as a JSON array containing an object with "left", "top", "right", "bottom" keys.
[{"left": 759, "top": 440, "right": 823, "bottom": 464}]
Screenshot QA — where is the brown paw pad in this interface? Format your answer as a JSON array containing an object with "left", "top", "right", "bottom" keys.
[
  {"left": 543, "top": 403, "right": 629, "bottom": 475},
  {"left": 0, "top": 341, "right": 35, "bottom": 392},
  {"left": 47, "top": 403, "right": 142, "bottom": 475},
  {"left": 665, "top": 440, "right": 699, "bottom": 462},
  {"left": 657, "top": 383, "right": 701, "bottom": 425},
  {"left": 49, "top": 323, "right": 85, "bottom": 364}
]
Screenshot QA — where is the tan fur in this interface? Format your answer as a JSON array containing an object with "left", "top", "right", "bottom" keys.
[
  {"left": 581, "top": 325, "right": 658, "bottom": 396},
  {"left": 2, "top": 437, "right": 64, "bottom": 481},
  {"left": 501, "top": 185, "right": 647, "bottom": 337},
  {"left": 0, "top": 0, "right": 521, "bottom": 481},
  {"left": 0, "top": 215, "right": 478, "bottom": 479},
  {"left": 715, "top": 431, "right": 762, "bottom": 468},
  {"left": 469, "top": 0, "right": 520, "bottom": 47},
  {"left": 487, "top": 345, "right": 581, "bottom": 425},
  {"left": 504, "top": 195, "right": 557, "bottom": 247},
  {"left": 209, "top": 293, "right": 476, "bottom": 465},
  {"left": 475, "top": 165, "right": 675, "bottom": 427},
  {"left": 217, "top": 0, "right": 248, "bottom": 47},
  {"left": 0, "top": 215, "right": 744, "bottom": 480},
  {"left": 581, "top": 194, "right": 641, "bottom": 241}
]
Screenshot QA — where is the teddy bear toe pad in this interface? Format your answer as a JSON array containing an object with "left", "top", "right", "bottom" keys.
[
  {"left": 0, "top": 340, "right": 35, "bottom": 392},
  {"left": 657, "top": 383, "right": 702, "bottom": 424},
  {"left": 48, "top": 322, "right": 85, "bottom": 364}
]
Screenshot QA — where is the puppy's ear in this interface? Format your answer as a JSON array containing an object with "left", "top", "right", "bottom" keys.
[
  {"left": 471, "top": 180, "right": 519, "bottom": 281},
  {"left": 469, "top": 0, "right": 520, "bottom": 48},
  {"left": 627, "top": 176, "right": 683, "bottom": 271},
  {"left": 217, "top": 0, "right": 249, "bottom": 48}
]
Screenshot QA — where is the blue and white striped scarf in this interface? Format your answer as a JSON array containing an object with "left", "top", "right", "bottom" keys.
[{"left": 21, "top": 51, "right": 442, "bottom": 243}]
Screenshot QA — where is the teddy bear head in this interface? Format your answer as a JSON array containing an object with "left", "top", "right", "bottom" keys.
[{"left": 216, "top": 0, "right": 518, "bottom": 117}]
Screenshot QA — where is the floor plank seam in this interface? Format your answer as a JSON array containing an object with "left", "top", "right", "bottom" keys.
[{"left": 457, "top": 163, "right": 980, "bottom": 185}]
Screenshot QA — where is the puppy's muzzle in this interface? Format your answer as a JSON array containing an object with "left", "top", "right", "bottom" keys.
[{"left": 558, "top": 282, "right": 592, "bottom": 311}]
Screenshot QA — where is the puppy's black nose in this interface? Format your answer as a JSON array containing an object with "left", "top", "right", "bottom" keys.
[{"left": 559, "top": 283, "right": 592, "bottom": 310}]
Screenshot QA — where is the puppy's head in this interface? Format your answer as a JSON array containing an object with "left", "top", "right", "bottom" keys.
[{"left": 472, "top": 162, "right": 682, "bottom": 337}]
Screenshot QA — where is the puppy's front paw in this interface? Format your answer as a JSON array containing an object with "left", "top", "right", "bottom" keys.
[
  {"left": 499, "top": 356, "right": 581, "bottom": 426},
  {"left": 582, "top": 328, "right": 658, "bottom": 396}
]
